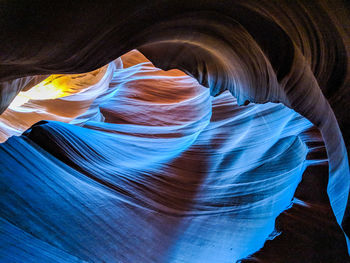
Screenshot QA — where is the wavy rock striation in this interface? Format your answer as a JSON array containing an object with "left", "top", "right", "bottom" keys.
[{"left": 0, "top": 1, "right": 349, "bottom": 262}]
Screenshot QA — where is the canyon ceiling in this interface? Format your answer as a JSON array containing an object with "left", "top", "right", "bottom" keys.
[{"left": 0, "top": 1, "right": 349, "bottom": 262}]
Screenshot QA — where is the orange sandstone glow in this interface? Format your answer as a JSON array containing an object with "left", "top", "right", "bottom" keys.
[{"left": 9, "top": 65, "right": 108, "bottom": 109}]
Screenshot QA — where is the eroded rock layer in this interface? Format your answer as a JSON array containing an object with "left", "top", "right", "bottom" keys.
[{"left": 0, "top": 1, "right": 349, "bottom": 262}]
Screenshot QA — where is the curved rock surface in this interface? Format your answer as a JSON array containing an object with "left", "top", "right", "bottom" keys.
[{"left": 0, "top": 1, "right": 349, "bottom": 262}]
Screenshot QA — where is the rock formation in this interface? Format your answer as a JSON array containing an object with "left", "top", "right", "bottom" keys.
[{"left": 0, "top": 1, "right": 349, "bottom": 262}]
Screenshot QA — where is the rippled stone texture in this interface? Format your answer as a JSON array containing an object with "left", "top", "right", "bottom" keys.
[{"left": 0, "top": 1, "right": 349, "bottom": 262}]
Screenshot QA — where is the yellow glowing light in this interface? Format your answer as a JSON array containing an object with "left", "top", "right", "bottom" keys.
[
  {"left": 8, "top": 65, "right": 108, "bottom": 110},
  {"left": 9, "top": 83, "right": 67, "bottom": 110}
]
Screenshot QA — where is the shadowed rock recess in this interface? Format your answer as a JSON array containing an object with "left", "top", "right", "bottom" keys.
[{"left": 0, "top": 1, "right": 349, "bottom": 262}]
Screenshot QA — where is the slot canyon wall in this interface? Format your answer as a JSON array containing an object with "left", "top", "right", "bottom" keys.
[{"left": 0, "top": 1, "right": 349, "bottom": 262}]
